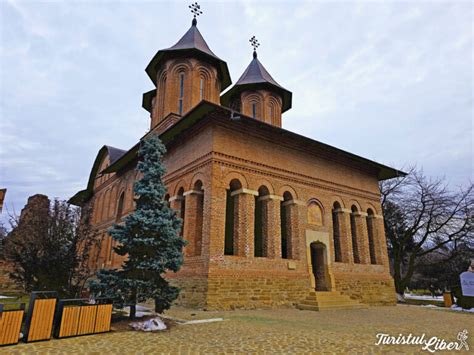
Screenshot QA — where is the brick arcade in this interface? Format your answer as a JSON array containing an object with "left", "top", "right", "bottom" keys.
[{"left": 70, "top": 9, "right": 404, "bottom": 310}]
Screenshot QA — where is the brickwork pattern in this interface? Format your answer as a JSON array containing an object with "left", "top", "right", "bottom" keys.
[{"left": 87, "top": 119, "right": 397, "bottom": 309}]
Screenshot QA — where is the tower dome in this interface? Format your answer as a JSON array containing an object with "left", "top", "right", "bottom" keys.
[
  {"left": 143, "top": 8, "right": 231, "bottom": 130},
  {"left": 221, "top": 37, "right": 292, "bottom": 128}
]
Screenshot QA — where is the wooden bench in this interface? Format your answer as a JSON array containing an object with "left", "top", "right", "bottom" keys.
[{"left": 0, "top": 303, "right": 25, "bottom": 346}]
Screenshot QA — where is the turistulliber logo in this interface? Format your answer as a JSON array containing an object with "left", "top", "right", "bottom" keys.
[{"left": 375, "top": 329, "right": 469, "bottom": 353}]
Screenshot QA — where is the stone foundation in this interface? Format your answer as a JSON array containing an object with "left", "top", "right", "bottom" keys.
[
  {"left": 205, "top": 274, "right": 310, "bottom": 310},
  {"left": 169, "top": 276, "right": 209, "bottom": 308},
  {"left": 334, "top": 273, "right": 396, "bottom": 306}
]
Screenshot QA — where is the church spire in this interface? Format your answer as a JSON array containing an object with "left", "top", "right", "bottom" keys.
[{"left": 221, "top": 36, "right": 292, "bottom": 127}]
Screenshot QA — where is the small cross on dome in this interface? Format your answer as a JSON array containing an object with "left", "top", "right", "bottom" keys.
[
  {"left": 249, "top": 36, "right": 260, "bottom": 58},
  {"left": 189, "top": 2, "right": 203, "bottom": 25}
]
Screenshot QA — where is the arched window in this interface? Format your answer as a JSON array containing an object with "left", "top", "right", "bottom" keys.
[
  {"left": 332, "top": 202, "right": 342, "bottom": 262},
  {"left": 366, "top": 209, "right": 377, "bottom": 264},
  {"left": 254, "top": 186, "right": 270, "bottom": 257},
  {"left": 178, "top": 72, "right": 185, "bottom": 115},
  {"left": 280, "top": 191, "right": 293, "bottom": 259},
  {"left": 157, "top": 73, "right": 167, "bottom": 120},
  {"left": 177, "top": 187, "right": 185, "bottom": 236},
  {"left": 116, "top": 191, "right": 125, "bottom": 222},
  {"left": 252, "top": 102, "right": 257, "bottom": 118},
  {"left": 200, "top": 77, "right": 205, "bottom": 100},
  {"left": 224, "top": 179, "right": 242, "bottom": 255},
  {"left": 194, "top": 180, "right": 204, "bottom": 256},
  {"left": 350, "top": 205, "right": 360, "bottom": 264}
]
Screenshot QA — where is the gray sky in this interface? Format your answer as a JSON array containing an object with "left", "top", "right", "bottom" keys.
[{"left": 0, "top": 0, "right": 472, "bottom": 221}]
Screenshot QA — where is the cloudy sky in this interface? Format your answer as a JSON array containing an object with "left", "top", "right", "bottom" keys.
[{"left": 0, "top": 0, "right": 472, "bottom": 220}]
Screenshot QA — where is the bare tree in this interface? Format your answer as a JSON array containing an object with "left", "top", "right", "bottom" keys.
[
  {"left": 380, "top": 167, "right": 474, "bottom": 295},
  {"left": 4, "top": 195, "right": 99, "bottom": 296}
]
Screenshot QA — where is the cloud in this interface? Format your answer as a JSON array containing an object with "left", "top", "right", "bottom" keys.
[{"left": 0, "top": 0, "right": 472, "bottom": 223}]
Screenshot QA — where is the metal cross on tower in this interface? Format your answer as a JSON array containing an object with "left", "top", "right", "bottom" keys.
[
  {"left": 249, "top": 36, "right": 260, "bottom": 51},
  {"left": 189, "top": 2, "right": 203, "bottom": 18},
  {"left": 249, "top": 36, "right": 260, "bottom": 58}
]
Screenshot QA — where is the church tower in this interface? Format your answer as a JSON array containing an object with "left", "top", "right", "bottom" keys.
[
  {"left": 221, "top": 36, "right": 292, "bottom": 128},
  {"left": 142, "top": 4, "right": 231, "bottom": 131}
]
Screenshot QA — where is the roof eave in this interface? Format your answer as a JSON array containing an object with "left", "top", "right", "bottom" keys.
[
  {"left": 145, "top": 49, "right": 232, "bottom": 90},
  {"left": 221, "top": 82, "right": 292, "bottom": 112}
]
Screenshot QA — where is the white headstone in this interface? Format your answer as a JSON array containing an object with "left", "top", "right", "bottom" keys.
[{"left": 460, "top": 271, "right": 474, "bottom": 297}]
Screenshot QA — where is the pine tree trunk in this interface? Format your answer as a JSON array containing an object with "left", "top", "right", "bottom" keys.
[
  {"left": 130, "top": 288, "right": 137, "bottom": 319},
  {"left": 129, "top": 304, "right": 136, "bottom": 319}
]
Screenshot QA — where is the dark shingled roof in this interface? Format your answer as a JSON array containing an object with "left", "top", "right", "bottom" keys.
[
  {"left": 235, "top": 54, "right": 283, "bottom": 88},
  {"left": 221, "top": 53, "right": 292, "bottom": 112},
  {"left": 145, "top": 20, "right": 231, "bottom": 91},
  {"left": 106, "top": 145, "right": 127, "bottom": 165}
]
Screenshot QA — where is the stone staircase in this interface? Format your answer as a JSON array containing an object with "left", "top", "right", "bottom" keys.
[{"left": 297, "top": 290, "right": 367, "bottom": 311}]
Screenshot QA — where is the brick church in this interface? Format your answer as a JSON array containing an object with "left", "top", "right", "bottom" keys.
[{"left": 70, "top": 8, "right": 405, "bottom": 310}]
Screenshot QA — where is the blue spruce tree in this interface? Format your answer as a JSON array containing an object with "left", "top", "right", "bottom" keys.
[{"left": 90, "top": 135, "right": 185, "bottom": 318}]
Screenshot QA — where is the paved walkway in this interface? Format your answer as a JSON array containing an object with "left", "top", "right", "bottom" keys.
[{"left": 3, "top": 305, "right": 473, "bottom": 354}]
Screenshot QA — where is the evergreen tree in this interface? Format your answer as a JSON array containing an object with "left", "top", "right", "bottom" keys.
[{"left": 90, "top": 135, "right": 185, "bottom": 318}]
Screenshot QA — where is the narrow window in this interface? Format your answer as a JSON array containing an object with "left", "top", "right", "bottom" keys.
[
  {"left": 252, "top": 102, "right": 257, "bottom": 118},
  {"left": 193, "top": 180, "right": 204, "bottom": 256},
  {"left": 254, "top": 186, "right": 269, "bottom": 257},
  {"left": 224, "top": 179, "right": 242, "bottom": 255},
  {"left": 350, "top": 206, "right": 360, "bottom": 263},
  {"left": 280, "top": 201, "right": 288, "bottom": 259},
  {"left": 332, "top": 202, "right": 342, "bottom": 262},
  {"left": 178, "top": 73, "right": 184, "bottom": 115},
  {"left": 177, "top": 188, "right": 185, "bottom": 236},
  {"left": 280, "top": 191, "right": 293, "bottom": 259},
  {"left": 200, "top": 77, "right": 204, "bottom": 100},
  {"left": 224, "top": 189, "right": 234, "bottom": 255},
  {"left": 367, "top": 209, "right": 377, "bottom": 264}
]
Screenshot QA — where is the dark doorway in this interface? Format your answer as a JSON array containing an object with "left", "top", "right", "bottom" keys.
[{"left": 310, "top": 242, "right": 329, "bottom": 291}]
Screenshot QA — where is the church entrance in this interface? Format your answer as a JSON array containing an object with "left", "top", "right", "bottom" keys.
[{"left": 310, "top": 242, "right": 329, "bottom": 291}]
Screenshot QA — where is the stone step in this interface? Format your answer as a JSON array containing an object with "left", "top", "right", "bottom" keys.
[
  {"left": 305, "top": 297, "right": 357, "bottom": 304},
  {"left": 305, "top": 294, "right": 354, "bottom": 301},
  {"left": 298, "top": 290, "right": 366, "bottom": 311},
  {"left": 301, "top": 299, "right": 361, "bottom": 307},
  {"left": 297, "top": 303, "right": 367, "bottom": 311}
]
